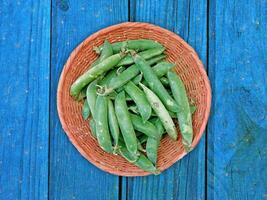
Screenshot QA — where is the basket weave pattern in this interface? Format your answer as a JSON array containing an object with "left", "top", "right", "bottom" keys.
[{"left": 57, "top": 22, "right": 211, "bottom": 176}]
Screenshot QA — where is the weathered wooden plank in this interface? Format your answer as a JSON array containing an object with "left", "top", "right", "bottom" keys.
[
  {"left": 207, "top": 0, "right": 267, "bottom": 199},
  {"left": 0, "top": 1, "right": 50, "bottom": 199},
  {"left": 49, "top": 0, "right": 128, "bottom": 199},
  {"left": 125, "top": 0, "right": 208, "bottom": 199}
]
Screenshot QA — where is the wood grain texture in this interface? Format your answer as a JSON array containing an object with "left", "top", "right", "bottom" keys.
[
  {"left": 0, "top": 1, "right": 50, "bottom": 199},
  {"left": 49, "top": 0, "right": 128, "bottom": 199},
  {"left": 207, "top": 0, "right": 267, "bottom": 199},
  {"left": 125, "top": 0, "right": 208, "bottom": 199}
]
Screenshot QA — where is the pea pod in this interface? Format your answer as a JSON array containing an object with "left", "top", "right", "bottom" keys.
[
  {"left": 118, "top": 135, "right": 144, "bottom": 153},
  {"left": 130, "top": 113, "right": 160, "bottom": 139},
  {"left": 143, "top": 77, "right": 170, "bottom": 87},
  {"left": 108, "top": 99, "right": 120, "bottom": 149},
  {"left": 131, "top": 74, "right": 143, "bottom": 85},
  {"left": 133, "top": 54, "right": 179, "bottom": 112},
  {"left": 152, "top": 62, "right": 175, "bottom": 77},
  {"left": 115, "top": 91, "right": 138, "bottom": 155},
  {"left": 117, "top": 47, "right": 165, "bottom": 66},
  {"left": 99, "top": 39, "right": 164, "bottom": 53},
  {"left": 146, "top": 118, "right": 164, "bottom": 164},
  {"left": 167, "top": 71, "right": 193, "bottom": 150},
  {"left": 140, "top": 83, "right": 177, "bottom": 140},
  {"left": 118, "top": 143, "right": 159, "bottom": 174},
  {"left": 146, "top": 54, "right": 166, "bottom": 65},
  {"left": 82, "top": 99, "right": 90, "bottom": 120},
  {"left": 100, "top": 55, "right": 168, "bottom": 95},
  {"left": 70, "top": 53, "right": 125, "bottom": 98},
  {"left": 124, "top": 81, "right": 151, "bottom": 121},
  {"left": 95, "top": 96, "right": 113, "bottom": 153},
  {"left": 99, "top": 69, "right": 117, "bottom": 87},
  {"left": 118, "top": 140, "right": 139, "bottom": 163},
  {"left": 86, "top": 80, "right": 98, "bottom": 118},
  {"left": 89, "top": 118, "right": 97, "bottom": 138},
  {"left": 92, "top": 40, "right": 113, "bottom": 67}
]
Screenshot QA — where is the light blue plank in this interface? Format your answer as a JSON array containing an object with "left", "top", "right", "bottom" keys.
[
  {"left": 208, "top": 0, "right": 267, "bottom": 199},
  {"left": 125, "top": 0, "right": 208, "bottom": 199},
  {"left": 0, "top": 1, "right": 50, "bottom": 200},
  {"left": 49, "top": 1, "right": 128, "bottom": 199}
]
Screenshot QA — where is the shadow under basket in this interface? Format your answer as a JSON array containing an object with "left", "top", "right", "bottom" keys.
[{"left": 57, "top": 22, "right": 211, "bottom": 176}]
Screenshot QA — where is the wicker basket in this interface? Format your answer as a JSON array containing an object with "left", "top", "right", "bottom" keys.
[{"left": 57, "top": 22, "right": 211, "bottom": 176}]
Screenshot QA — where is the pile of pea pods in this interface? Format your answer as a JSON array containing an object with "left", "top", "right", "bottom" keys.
[{"left": 70, "top": 39, "right": 196, "bottom": 174}]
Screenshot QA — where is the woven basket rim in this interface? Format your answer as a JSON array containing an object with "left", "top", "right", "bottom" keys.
[{"left": 57, "top": 22, "right": 211, "bottom": 176}]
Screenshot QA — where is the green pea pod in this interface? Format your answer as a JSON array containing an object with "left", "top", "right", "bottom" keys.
[
  {"left": 130, "top": 113, "right": 160, "bottom": 139},
  {"left": 118, "top": 141, "right": 159, "bottom": 174},
  {"left": 167, "top": 71, "right": 193, "bottom": 150},
  {"left": 91, "top": 40, "right": 113, "bottom": 67},
  {"left": 95, "top": 96, "right": 113, "bottom": 153},
  {"left": 86, "top": 80, "right": 98, "bottom": 118},
  {"left": 124, "top": 81, "right": 152, "bottom": 121},
  {"left": 146, "top": 54, "right": 166, "bottom": 65},
  {"left": 134, "top": 154, "right": 160, "bottom": 175},
  {"left": 70, "top": 53, "right": 125, "bottom": 98},
  {"left": 140, "top": 83, "right": 177, "bottom": 140},
  {"left": 108, "top": 99, "right": 120, "bottom": 149},
  {"left": 99, "top": 69, "right": 117, "bottom": 86},
  {"left": 99, "top": 39, "right": 164, "bottom": 53},
  {"left": 118, "top": 141, "right": 139, "bottom": 163},
  {"left": 152, "top": 62, "right": 175, "bottom": 77},
  {"left": 146, "top": 118, "right": 164, "bottom": 164},
  {"left": 100, "top": 55, "right": 166, "bottom": 95},
  {"left": 143, "top": 77, "right": 169, "bottom": 87},
  {"left": 133, "top": 54, "right": 179, "bottom": 112},
  {"left": 117, "top": 47, "right": 165, "bottom": 66},
  {"left": 82, "top": 99, "right": 90, "bottom": 120},
  {"left": 89, "top": 118, "right": 97, "bottom": 138},
  {"left": 132, "top": 74, "right": 143, "bottom": 85},
  {"left": 115, "top": 91, "right": 138, "bottom": 155}
]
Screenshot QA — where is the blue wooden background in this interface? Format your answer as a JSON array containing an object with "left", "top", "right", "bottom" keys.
[{"left": 0, "top": 0, "right": 266, "bottom": 199}]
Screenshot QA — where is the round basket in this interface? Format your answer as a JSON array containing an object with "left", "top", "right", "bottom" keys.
[{"left": 57, "top": 22, "right": 211, "bottom": 176}]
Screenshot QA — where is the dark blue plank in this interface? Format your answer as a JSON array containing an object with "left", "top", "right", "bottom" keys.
[
  {"left": 49, "top": 1, "right": 128, "bottom": 199},
  {"left": 208, "top": 0, "right": 267, "bottom": 199},
  {"left": 125, "top": 0, "right": 208, "bottom": 199},
  {"left": 0, "top": 1, "right": 50, "bottom": 199}
]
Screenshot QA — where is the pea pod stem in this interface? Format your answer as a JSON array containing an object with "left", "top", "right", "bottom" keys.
[{"left": 82, "top": 99, "right": 90, "bottom": 120}]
